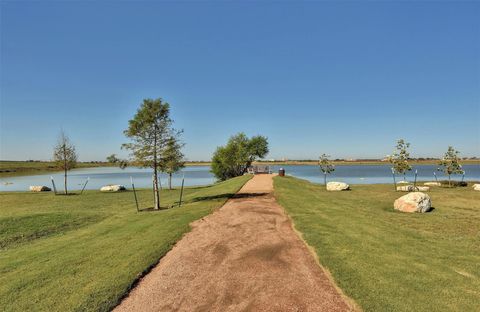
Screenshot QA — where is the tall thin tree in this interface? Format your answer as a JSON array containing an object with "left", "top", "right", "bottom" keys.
[
  {"left": 53, "top": 131, "right": 78, "bottom": 195},
  {"left": 123, "top": 98, "right": 180, "bottom": 210},
  {"left": 319, "top": 154, "right": 335, "bottom": 189},
  {"left": 438, "top": 146, "right": 463, "bottom": 187},
  {"left": 160, "top": 136, "right": 185, "bottom": 190},
  {"left": 388, "top": 139, "right": 412, "bottom": 182}
]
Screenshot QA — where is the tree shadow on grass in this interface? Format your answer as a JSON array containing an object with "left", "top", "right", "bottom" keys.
[
  {"left": 189, "top": 192, "right": 269, "bottom": 203},
  {"left": 138, "top": 206, "right": 172, "bottom": 212}
]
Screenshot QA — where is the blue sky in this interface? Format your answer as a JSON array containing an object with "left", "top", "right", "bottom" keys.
[{"left": 1, "top": 1, "right": 479, "bottom": 161}]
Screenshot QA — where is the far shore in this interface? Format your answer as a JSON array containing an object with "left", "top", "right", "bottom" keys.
[{"left": 1, "top": 159, "right": 479, "bottom": 178}]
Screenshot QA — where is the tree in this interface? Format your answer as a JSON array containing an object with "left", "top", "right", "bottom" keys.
[
  {"left": 106, "top": 154, "right": 119, "bottom": 163},
  {"left": 123, "top": 98, "right": 180, "bottom": 210},
  {"left": 387, "top": 139, "right": 412, "bottom": 182},
  {"left": 53, "top": 131, "right": 78, "bottom": 195},
  {"left": 160, "top": 136, "right": 185, "bottom": 190},
  {"left": 438, "top": 146, "right": 463, "bottom": 187},
  {"left": 319, "top": 154, "right": 335, "bottom": 188},
  {"left": 211, "top": 133, "right": 269, "bottom": 181}
]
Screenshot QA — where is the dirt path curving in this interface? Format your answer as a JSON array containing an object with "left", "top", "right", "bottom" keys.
[{"left": 114, "top": 174, "right": 352, "bottom": 312}]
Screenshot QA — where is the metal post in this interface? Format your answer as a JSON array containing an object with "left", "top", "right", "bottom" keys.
[
  {"left": 179, "top": 173, "right": 185, "bottom": 207},
  {"left": 461, "top": 171, "right": 465, "bottom": 182},
  {"left": 131, "top": 176, "right": 139, "bottom": 212},
  {"left": 391, "top": 168, "right": 397, "bottom": 191},
  {"left": 413, "top": 169, "right": 418, "bottom": 190},
  {"left": 80, "top": 177, "right": 89, "bottom": 195},
  {"left": 51, "top": 176, "right": 57, "bottom": 195},
  {"left": 434, "top": 171, "right": 438, "bottom": 183}
]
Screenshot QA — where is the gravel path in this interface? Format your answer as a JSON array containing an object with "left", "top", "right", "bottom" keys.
[{"left": 114, "top": 174, "right": 352, "bottom": 312}]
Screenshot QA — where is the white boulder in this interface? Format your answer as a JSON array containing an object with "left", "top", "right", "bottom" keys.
[
  {"left": 100, "top": 185, "right": 126, "bottom": 192},
  {"left": 424, "top": 182, "right": 441, "bottom": 186},
  {"left": 397, "top": 180, "right": 409, "bottom": 184},
  {"left": 326, "top": 182, "right": 350, "bottom": 191},
  {"left": 397, "top": 185, "right": 429, "bottom": 192},
  {"left": 29, "top": 185, "right": 51, "bottom": 192},
  {"left": 394, "top": 192, "right": 432, "bottom": 213},
  {"left": 397, "top": 185, "right": 414, "bottom": 192},
  {"left": 415, "top": 186, "right": 430, "bottom": 192},
  {"left": 473, "top": 184, "right": 480, "bottom": 191}
]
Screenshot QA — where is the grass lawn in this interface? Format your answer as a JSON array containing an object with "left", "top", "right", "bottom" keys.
[
  {"left": 0, "top": 175, "right": 251, "bottom": 312},
  {"left": 274, "top": 176, "right": 480, "bottom": 312}
]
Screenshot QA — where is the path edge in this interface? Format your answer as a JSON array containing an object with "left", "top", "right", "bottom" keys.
[
  {"left": 112, "top": 175, "right": 253, "bottom": 311},
  {"left": 272, "top": 178, "right": 362, "bottom": 312}
]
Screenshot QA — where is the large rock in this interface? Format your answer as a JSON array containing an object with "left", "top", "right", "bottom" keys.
[
  {"left": 397, "top": 185, "right": 430, "bottom": 192},
  {"left": 29, "top": 185, "right": 51, "bottom": 192},
  {"left": 100, "top": 185, "right": 126, "bottom": 192},
  {"left": 473, "top": 184, "right": 480, "bottom": 191},
  {"left": 326, "top": 182, "right": 350, "bottom": 191},
  {"left": 424, "top": 182, "right": 441, "bottom": 186},
  {"left": 394, "top": 192, "right": 432, "bottom": 213}
]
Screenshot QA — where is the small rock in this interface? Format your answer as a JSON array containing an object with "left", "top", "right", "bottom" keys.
[
  {"left": 326, "top": 182, "right": 350, "bottom": 191},
  {"left": 29, "top": 186, "right": 51, "bottom": 192},
  {"left": 397, "top": 185, "right": 414, "bottom": 192},
  {"left": 415, "top": 186, "right": 430, "bottom": 192},
  {"left": 100, "top": 185, "right": 126, "bottom": 192},
  {"left": 473, "top": 184, "right": 480, "bottom": 191},
  {"left": 397, "top": 185, "right": 429, "bottom": 192},
  {"left": 424, "top": 182, "right": 441, "bottom": 186},
  {"left": 394, "top": 192, "right": 432, "bottom": 213}
]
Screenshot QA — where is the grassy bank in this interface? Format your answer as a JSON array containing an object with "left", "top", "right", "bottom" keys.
[
  {"left": 274, "top": 176, "right": 479, "bottom": 311},
  {"left": 0, "top": 175, "right": 251, "bottom": 312},
  {"left": 0, "top": 161, "right": 117, "bottom": 178}
]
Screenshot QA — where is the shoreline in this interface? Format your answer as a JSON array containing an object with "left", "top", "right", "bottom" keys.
[{"left": 1, "top": 160, "right": 479, "bottom": 178}]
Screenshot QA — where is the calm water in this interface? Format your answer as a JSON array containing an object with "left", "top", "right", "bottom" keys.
[{"left": 1, "top": 164, "right": 479, "bottom": 192}]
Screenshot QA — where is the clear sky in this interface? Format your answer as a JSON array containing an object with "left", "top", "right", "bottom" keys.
[{"left": 1, "top": 1, "right": 479, "bottom": 161}]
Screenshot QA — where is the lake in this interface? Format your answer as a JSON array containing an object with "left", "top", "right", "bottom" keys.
[{"left": 1, "top": 164, "right": 479, "bottom": 192}]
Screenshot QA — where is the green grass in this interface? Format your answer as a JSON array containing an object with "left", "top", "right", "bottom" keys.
[
  {"left": 0, "top": 175, "right": 251, "bottom": 312},
  {"left": 274, "top": 176, "right": 480, "bottom": 312}
]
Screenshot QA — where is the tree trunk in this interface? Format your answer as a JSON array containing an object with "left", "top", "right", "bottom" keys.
[
  {"left": 324, "top": 173, "right": 327, "bottom": 189},
  {"left": 403, "top": 172, "right": 406, "bottom": 182},
  {"left": 153, "top": 167, "right": 160, "bottom": 210},
  {"left": 448, "top": 174, "right": 451, "bottom": 188},
  {"left": 169, "top": 173, "right": 172, "bottom": 190},
  {"left": 153, "top": 129, "right": 160, "bottom": 210}
]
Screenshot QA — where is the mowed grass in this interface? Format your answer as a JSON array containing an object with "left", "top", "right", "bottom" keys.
[
  {"left": 274, "top": 176, "right": 480, "bottom": 312},
  {"left": 0, "top": 175, "right": 251, "bottom": 312}
]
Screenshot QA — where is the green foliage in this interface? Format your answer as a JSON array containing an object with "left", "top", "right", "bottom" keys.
[
  {"left": 122, "top": 98, "right": 178, "bottom": 169},
  {"left": 319, "top": 154, "right": 335, "bottom": 174},
  {"left": 438, "top": 146, "right": 463, "bottom": 186},
  {"left": 274, "top": 176, "right": 480, "bottom": 312},
  {"left": 122, "top": 98, "right": 182, "bottom": 209},
  {"left": 211, "top": 133, "right": 269, "bottom": 181},
  {"left": 0, "top": 175, "right": 252, "bottom": 312},
  {"left": 387, "top": 139, "right": 412, "bottom": 177},
  {"left": 106, "top": 154, "right": 119, "bottom": 163},
  {"left": 318, "top": 153, "right": 335, "bottom": 186}
]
